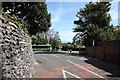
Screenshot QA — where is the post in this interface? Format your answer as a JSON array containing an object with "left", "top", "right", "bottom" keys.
[
  {"left": 93, "top": 40, "right": 94, "bottom": 47},
  {"left": 93, "top": 40, "right": 95, "bottom": 57}
]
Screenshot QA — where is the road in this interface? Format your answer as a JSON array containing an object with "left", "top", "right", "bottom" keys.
[{"left": 34, "top": 51, "right": 120, "bottom": 80}]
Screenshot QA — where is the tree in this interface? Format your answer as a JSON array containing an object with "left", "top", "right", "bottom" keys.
[
  {"left": 104, "top": 25, "right": 120, "bottom": 40},
  {"left": 32, "top": 32, "right": 48, "bottom": 45},
  {"left": 47, "top": 29, "right": 62, "bottom": 51},
  {"left": 73, "top": 1, "right": 112, "bottom": 46},
  {"left": 2, "top": 2, "right": 51, "bottom": 36},
  {"left": 32, "top": 29, "right": 62, "bottom": 51},
  {"left": 115, "top": 25, "right": 120, "bottom": 40}
]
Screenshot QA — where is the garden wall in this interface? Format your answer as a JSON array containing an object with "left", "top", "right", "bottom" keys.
[{"left": 0, "top": 15, "right": 34, "bottom": 78}]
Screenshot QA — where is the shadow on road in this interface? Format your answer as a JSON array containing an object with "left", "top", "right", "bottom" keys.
[{"left": 84, "top": 58, "right": 120, "bottom": 78}]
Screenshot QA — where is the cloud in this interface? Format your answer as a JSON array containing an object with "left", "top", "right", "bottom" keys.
[
  {"left": 109, "top": 2, "right": 118, "bottom": 21},
  {"left": 110, "top": 11, "right": 118, "bottom": 20},
  {"left": 59, "top": 31, "right": 76, "bottom": 42},
  {"left": 46, "top": 0, "right": 88, "bottom": 2},
  {"left": 52, "top": 15, "right": 61, "bottom": 23},
  {"left": 46, "top": 0, "right": 120, "bottom": 2},
  {"left": 51, "top": 3, "right": 74, "bottom": 23}
]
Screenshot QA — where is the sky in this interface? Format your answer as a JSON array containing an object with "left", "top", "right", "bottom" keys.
[{"left": 46, "top": 1, "right": 119, "bottom": 43}]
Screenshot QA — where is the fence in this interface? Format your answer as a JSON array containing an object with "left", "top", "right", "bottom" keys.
[{"left": 86, "top": 40, "right": 120, "bottom": 63}]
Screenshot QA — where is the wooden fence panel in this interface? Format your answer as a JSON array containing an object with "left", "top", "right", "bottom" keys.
[{"left": 86, "top": 40, "right": 120, "bottom": 63}]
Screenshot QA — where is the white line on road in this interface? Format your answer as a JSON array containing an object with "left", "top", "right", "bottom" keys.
[
  {"left": 52, "top": 55, "right": 60, "bottom": 58},
  {"left": 62, "top": 69, "right": 67, "bottom": 80},
  {"left": 34, "top": 60, "right": 39, "bottom": 65},
  {"left": 67, "top": 60, "right": 106, "bottom": 79},
  {"left": 78, "top": 57, "right": 88, "bottom": 60},
  {"left": 62, "top": 69, "right": 83, "bottom": 80}
]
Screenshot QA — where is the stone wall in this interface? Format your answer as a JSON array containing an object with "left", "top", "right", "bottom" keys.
[{"left": 0, "top": 15, "right": 34, "bottom": 78}]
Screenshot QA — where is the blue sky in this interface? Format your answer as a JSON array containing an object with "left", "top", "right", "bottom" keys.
[{"left": 46, "top": 1, "right": 119, "bottom": 43}]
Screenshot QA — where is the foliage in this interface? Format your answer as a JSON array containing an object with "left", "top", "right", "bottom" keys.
[
  {"left": 73, "top": 1, "right": 119, "bottom": 47},
  {"left": 32, "top": 29, "right": 62, "bottom": 51},
  {"left": 2, "top": 12, "right": 28, "bottom": 34},
  {"left": 104, "top": 25, "right": 120, "bottom": 40},
  {"left": 32, "top": 32, "right": 48, "bottom": 45},
  {"left": 61, "top": 42, "right": 79, "bottom": 51},
  {"left": 61, "top": 43, "right": 68, "bottom": 51},
  {"left": 2, "top": 2, "right": 51, "bottom": 36},
  {"left": 47, "top": 29, "right": 62, "bottom": 51},
  {"left": 74, "top": 2, "right": 111, "bottom": 30}
]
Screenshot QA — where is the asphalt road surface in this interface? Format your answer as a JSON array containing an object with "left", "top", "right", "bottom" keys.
[{"left": 34, "top": 51, "right": 120, "bottom": 80}]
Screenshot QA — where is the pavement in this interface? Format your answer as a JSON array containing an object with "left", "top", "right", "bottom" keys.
[{"left": 34, "top": 51, "right": 120, "bottom": 80}]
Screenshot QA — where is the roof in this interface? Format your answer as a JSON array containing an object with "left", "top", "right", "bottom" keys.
[{"left": 32, "top": 44, "right": 51, "bottom": 47}]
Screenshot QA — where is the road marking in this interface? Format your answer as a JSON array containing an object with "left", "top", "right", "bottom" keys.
[
  {"left": 34, "top": 60, "right": 39, "bottom": 65},
  {"left": 78, "top": 57, "right": 88, "bottom": 60},
  {"left": 52, "top": 55, "right": 59, "bottom": 58},
  {"left": 62, "top": 69, "right": 83, "bottom": 80},
  {"left": 67, "top": 60, "right": 106, "bottom": 79}
]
